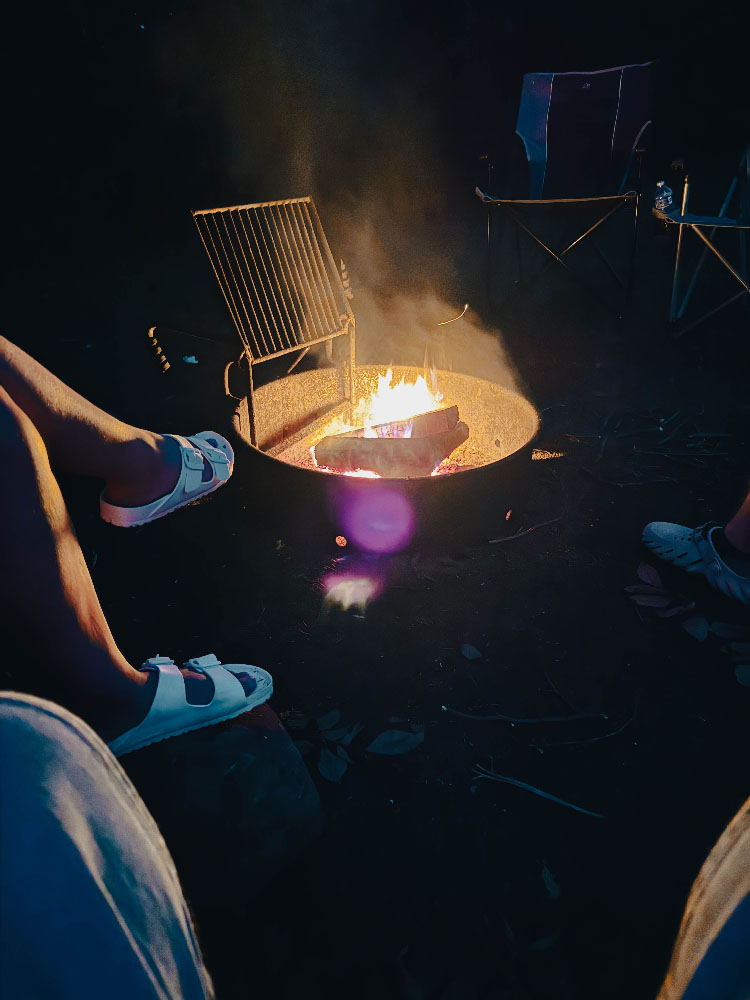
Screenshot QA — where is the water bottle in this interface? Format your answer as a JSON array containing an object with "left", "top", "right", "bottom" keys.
[{"left": 654, "top": 180, "right": 673, "bottom": 212}]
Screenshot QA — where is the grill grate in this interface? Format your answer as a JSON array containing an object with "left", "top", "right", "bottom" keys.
[{"left": 193, "top": 197, "right": 355, "bottom": 446}]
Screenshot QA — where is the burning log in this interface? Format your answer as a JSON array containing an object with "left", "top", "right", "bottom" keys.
[
  {"left": 339, "top": 405, "right": 460, "bottom": 439},
  {"left": 314, "top": 406, "right": 470, "bottom": 478}
]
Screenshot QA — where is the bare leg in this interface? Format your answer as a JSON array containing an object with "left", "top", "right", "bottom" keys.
[
  {"left": 0, "top": 336, "right": 191, "bottom": 506},
  {"left": 725, "top": 490, "right": 750, "bottom": 554},
  {"left": 0, "top": 387, "right": 247, "bottom": 741}
]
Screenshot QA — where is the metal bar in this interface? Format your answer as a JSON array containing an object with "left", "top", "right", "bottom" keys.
[
  {"left": 217, "top": 213, "right": 270, "bottom": 355},
  {"left": 234, "top": 210, "right": 285, "bottom": 353},
  {"left": 514, "top": 202, "right": 625, "bottom": 290},
  {"left": 677, "top": 176, "right": 739, "bottom": 319},
  {"left": 479, "top": 193, "right": 632, "bottom": 206},
  {"left": 247, "top": 208, "right": 294, "bottom": 350},
  {"left": 247, "top": 356, "right": 257, "bottom": 447},
  {"left": 266, "top": 204, "right": 308, "bottom": 347},
  {"left": 192, "top": 214, "right": 250, "bottom": 351},
  {"left": 504, "top": 206, "right": 620, "bottom": 314},
  {"left": 287, "top": 202, "right": 328, "bottom": 338},
  {"left": 295, "top": 201, "right": 336, "bottom": 333},
  {"left": 280, "top": 202, "right": 321, "bottom": 342},
  {"left": 248, "top": 328, "right": 350, "bottom": 364},
  {"left": 226, "top": 210, "right": 280, "bottom": 353},
  {"left": 589, "top": 238, "right": 626, "bottom": 288},
  {"left": 286, "top": 347, "right": 310, "bottom": 374},
  {"left": 626, "top": 148, "right": 644, "bottom": 297},
  {"left": 672, "top": 289, "right": 748, "bottom": 339},
  {"left": 192, "top": 196, "right": 312, "bottom": 215},
  {"left": 557, "top": 202, "right": 625, "bottom": 257},
  {"left": 691, "top": 224, "right": 750, "bottom": 293},
  {"left": 300, "top": 201, "right": 342, "bottom": 330},
  {"left": 669, "top": 176, "right": 690, "bottom": 322},
  {"left": 276, "top": 203, "right": 315, "bottom": 343},
  {"left": 308, "top": 200, "right": 354, "bottom": 323}
]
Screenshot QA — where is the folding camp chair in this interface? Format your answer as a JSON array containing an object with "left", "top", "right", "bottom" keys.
[
  {"left": 476, "top": 61, "right": 654, "bottom": 313},
  {"left": 655, "top": 146, "right": 750, "bottom": 336}
]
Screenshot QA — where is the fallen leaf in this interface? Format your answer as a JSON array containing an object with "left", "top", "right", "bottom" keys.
[
  {"left": 656, "top": 603, "right": 695, "bottom": 617},
  {"left": 341, "top": 722, "right": 363, "bottom": 747},
  {"left": 726, "top": 642, "right": 750, "bottom": 657},
  {"left": 365, "top": 730, "right": 425, "bottom": 755},
  {"left": 637, "top": 562, "right": 663, "bottom": 589},
  {"left": 316, "top": 709, "right": 341, "bottom": 731},
  {"left": 336, "top": 745, "right": 352, "bottom": 762},
  {"left": 630, "top": 593, "right": 673, "bottom": 607},
  {"left": 682, "top": 616, "right": 709, "bottom": 641},
  {"left": 624, "top": 584, "right": 667, "bottom": 595},
  {"left": 711, "top": 622, "right": 749, "bottom": 640},
  {"left": 318, "top": 747, "right": 348, "bottom": 782},
  {"left": 461, "top": 643, "right": 483, "bottom": 660},
  {"left": 283, "top": 714, "right": 311, "bottom": 731},
  {"left": 321, "top": 727, "right": 348, "bottom": 743},
  {"left": 541, "top": 863, "right": 561, "bottom": 900},
  {"left": 734, "top": 665, "right": 750, "bottom": 687}
]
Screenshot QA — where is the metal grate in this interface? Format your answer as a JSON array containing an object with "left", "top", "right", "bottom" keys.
[{"left": 192, "top": 196, "right": 355, "bottom": 446}]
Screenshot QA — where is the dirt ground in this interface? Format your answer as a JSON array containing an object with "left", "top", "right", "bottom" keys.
[{"left": 3, "top": 3, "right": 749, "bottom": 997}]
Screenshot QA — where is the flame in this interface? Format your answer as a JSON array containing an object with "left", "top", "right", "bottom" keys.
[{"left": 316, "top": 368, "right": 442, "bottom": 441}]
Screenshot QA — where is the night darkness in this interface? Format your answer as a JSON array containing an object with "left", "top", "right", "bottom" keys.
[
  {"left": 2, "top": 2, "right": 750, "bottom": 999},
  {"left": 4, "top": 0, "right": 747, "bottom": 342}
]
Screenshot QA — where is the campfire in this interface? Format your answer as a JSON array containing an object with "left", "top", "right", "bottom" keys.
[
  {"left": 307, "top": 369, "right": 468, "bottom": 479},
  {"left": 192, "top": 195, "right": 539, "bottom": 498}
]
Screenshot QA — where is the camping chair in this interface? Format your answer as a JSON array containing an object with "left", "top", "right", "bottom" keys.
[
  {"left": 655, "top": 146, "right": 750, "bottom": 336},
  {"left": 476, "top": 61, "right": 654, "bottom": 313}
]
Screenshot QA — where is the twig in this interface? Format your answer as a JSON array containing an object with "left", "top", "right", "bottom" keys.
[
  {"left": 531, "top": 714, "right": 634, "bottom": 748},
  {"left": 544, "top": 669, "right": 582, "bottom": 715},
  {"left": 442, "top": 705, "right": 603, "bottom": 723},
  {"left": 581, "top": 468, "right": 681, "bottom": 487},
  {"left": 489, "top": 517, "right": 561, "bottom": 545},
  {"left": 473, "top": 764, "right": 605, "bottom": 819}
]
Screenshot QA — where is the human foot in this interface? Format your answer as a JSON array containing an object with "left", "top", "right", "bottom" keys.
[
  {"left": 106, "top": 655, "right": 273, "bottom": 756},
  {"left": 98, "top": 660, "right": 254, "bottom": 743},
  {"left": 102, "top": 433, "right": 187, "bottom": 508},
  {"left": 100, "top": 433, "right": 234, "bottom": 526},
  {"left": 642, "top": 521, "right": 750, "bottom": 605}
]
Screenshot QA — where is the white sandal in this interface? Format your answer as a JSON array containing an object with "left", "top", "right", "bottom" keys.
[
  {"left": 642, "top": 521, "right": 750, "bottom": 605},
  {"left": 100, "top": 432, "right": 234, "bottom": 527},
  {"left": 108, "top": 654, "right": 273, "bottom": 757}
]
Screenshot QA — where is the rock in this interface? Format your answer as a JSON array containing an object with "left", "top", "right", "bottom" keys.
[{"left": 120, "top": 705, "right": 324, "bottom": 906}]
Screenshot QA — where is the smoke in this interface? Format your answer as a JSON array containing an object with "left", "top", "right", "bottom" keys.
[{"left": 159, "top": 0, "right": 519, "bottom": 390}]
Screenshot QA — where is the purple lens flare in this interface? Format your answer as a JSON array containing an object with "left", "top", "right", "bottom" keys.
[{"left": 338, "top": 485, "right": 416, "bottom": 553}]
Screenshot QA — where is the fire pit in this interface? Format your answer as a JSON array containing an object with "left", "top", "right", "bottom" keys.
[{"left": 192, "top": 196, "right": 540, "bottom": 550}]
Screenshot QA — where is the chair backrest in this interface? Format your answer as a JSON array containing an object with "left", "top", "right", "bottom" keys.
[{"left": 516, "top": 61, "right": 653, "bottom": 200}]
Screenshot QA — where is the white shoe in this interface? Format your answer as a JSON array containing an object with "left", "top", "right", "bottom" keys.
[{"left": 100, "top": 432, "right": 233, "bottom": 527}]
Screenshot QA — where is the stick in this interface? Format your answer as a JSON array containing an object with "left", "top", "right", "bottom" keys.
[
  {"left": 531, "top": 715, "right": 634, "bottom": 748},
  {"left": 442, "top": 705, "right": 603, "bottom": 723},
  {"left": 472, "top": 764, "right": 605, "bottom": 819},
  {"left": 488, "top": 517, "right": 561, "bottom": 545}
]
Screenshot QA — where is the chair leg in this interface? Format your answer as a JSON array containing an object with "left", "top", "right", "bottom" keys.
[
  {"left": 626, "top": 150, "right": 645, "bottom": 300},
  {"left": 669, "top": 177, "right": 691, "bottom": 323}
]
